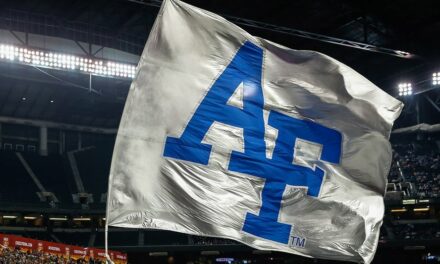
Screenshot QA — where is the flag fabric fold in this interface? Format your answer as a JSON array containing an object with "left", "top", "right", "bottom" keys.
[{"left": 106, "top": 0, "right": 403, "bottom": 263}]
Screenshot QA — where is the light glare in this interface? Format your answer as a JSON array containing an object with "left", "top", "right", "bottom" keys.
[
  {"left": 433, "top": 72, "right": 440, "bottom": 86},
  {"left": 0, "top": 43, "right": 136, "bottom": 79},
  {"left": 397, "top": 82, "right": 413, "bottom": 97}
]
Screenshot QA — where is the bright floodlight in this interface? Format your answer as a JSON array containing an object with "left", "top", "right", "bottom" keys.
[
  {"left": 0, "top": 43, "right": 136, "bottom": 79},
  {"left": 433, "top": 72, "right": 440, "bottom": 86},
  {"left": 398, "top": 82, "right": 413, "bottom": 97}
]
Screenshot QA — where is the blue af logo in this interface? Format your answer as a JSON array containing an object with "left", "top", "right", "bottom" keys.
[{"left": 163, "top": 41, "right": 342, "bottom": 244}]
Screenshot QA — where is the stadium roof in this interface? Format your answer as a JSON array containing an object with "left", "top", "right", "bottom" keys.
[{"left": 0, "top": 0, "right": 439, "bottom": 128}]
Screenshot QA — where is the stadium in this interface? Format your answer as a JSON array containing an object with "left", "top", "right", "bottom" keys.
[{"left": 0, "top": 0, "right": 439, "bottom": 263}]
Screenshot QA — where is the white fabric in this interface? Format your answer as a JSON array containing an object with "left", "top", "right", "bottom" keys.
[{"left": 106, "top": 1, "right": 403, "bottom": 263}]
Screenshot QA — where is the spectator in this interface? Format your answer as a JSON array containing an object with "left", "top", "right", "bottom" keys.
[{"left": 0, "top": 246, "right": 105, "bottom": 264}]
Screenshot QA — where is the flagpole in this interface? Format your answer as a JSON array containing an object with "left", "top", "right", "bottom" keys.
[
  {"left": 104, "top": 185, "right": 113, "bottom": 264},
  {"left": 105, "top": 221, "right": 114, "bottom": 263}
]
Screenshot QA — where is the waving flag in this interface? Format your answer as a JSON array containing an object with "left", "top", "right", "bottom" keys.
[{"left": 106, "top": 0, "right": 403, "bottom": 262}]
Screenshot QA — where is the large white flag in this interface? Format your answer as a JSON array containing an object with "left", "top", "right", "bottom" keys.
[{"left": 106, "top": 0, "right": 403, "bottom": 263}]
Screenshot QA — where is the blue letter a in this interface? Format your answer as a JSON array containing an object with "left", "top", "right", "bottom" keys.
[{"left": 164, "top": 41, "right": 266, "bottom": 164}]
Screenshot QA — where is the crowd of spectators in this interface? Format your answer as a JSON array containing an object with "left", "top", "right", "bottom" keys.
[
  {"left": 393, "top": 224, "right": 440, "bottom": 240},
  {"left": 385, "top": 138, "right": 440, "bottom": 242},
  {"left": 389, "top": 142, "right": 440, "bottom": 198},
  {"left": 0, "top": 247, "right": 105, "bottom": 264}
]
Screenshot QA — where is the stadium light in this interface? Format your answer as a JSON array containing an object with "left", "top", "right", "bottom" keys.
[
  {"left": 398, "top": 82, "right": 413, "bottom": 97},
  {"left": 413, "top": 207, "right": 430, "bottom": 212},
  {"left": 402, "top": 199, "right": 416, "bottom": 205},
  {"left": 390, "top": 208, "right": 407, "bottom": 213},
  {"left": 73, "top": 217, "right": 91, "bottom": 221},
  {"left": 0, "top": 43, "right": 136, "bottom": 79},
  {"left": 433, "top": 72, "right": 440, "bottom": 86},
  {"left": 49, "top": 217, "right": 68, "bottom": 221},
  {"left": 2, "top": 215, "right": 18, "bottom": 219}
]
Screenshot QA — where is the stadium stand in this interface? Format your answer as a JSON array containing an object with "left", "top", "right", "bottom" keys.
[
  {"left": 0, "top": 233, "right": 127, "bottom": 263},
  {"left": 393, "top": 223, "right": 440, "bottom": 240},
  {"left": 23, "top": 153, "right": 75, "bottom": 205},
  {"left": 74, "top": 147, "right": 112, "bottom": 203},
  {"left": 387, "top": 138, "right": 440, "bottom": 199},
  {"left": 0, "top": 248, "right": 93, "bottom": 264},
  {"left": 2, "top": 135, "right": 439, "bottom": 206},
  {"left": 0, "top": 152, "right": 43, "bottom": 205}
]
